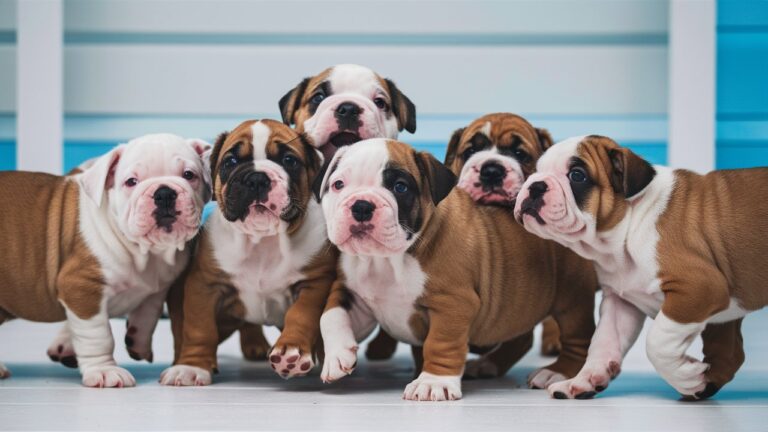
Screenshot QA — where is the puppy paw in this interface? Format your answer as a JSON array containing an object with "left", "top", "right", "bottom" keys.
[
  {"left": 528, "top": 368, "right": 567, "bottom": 389},
  {"left": 124, "top": 322, "right": 153, "bottom": 363},
  {"left": 321, "top": 344, "right": 358, "bottom": 383},
  {"left": 81, "top": 365, "right": 136, "bottom": 388},
  {"left": 159, "top": 365, "right": 212, "bottom": 386},
  {"left": 540, "top": 340, "right": 562, "bottom": 357},
  {"left": 653, "top": 355, "right": 709, "bottom": 398},
  {"left": 47, "top": 340, "right": 78, "bottom": 369},
  {"left": 269, "top": 346, "right": 314, "bottom": 379},
  {"left": 0, "top": 362, "right": 10, "bottom": 379},
  {"left": 403, "top": 372, "right": 462, "bottom": 401},
  {"left": 546, "top": 361, "right": 620, "bottom": 399},
  {"left": 463, "top": 357, "right": 500, "bottom": 380}
]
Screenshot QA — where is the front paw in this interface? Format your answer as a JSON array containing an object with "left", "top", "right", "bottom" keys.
[
  {"left": 652, "top": 354, "right": 709, "bottom": 399},
  {"left": 269, "top": 345, "right": 314, "bottom": 379},
  {"left": 159, "top": 365, "right": 212, "bottom": 386},
  {"left": 47, "top": 340, "right": 78, "bottom": 368},
  {"left": 547, "top": 361, "right": 620, "bottom": 399},
  {"left": 125, "top": 322, "right": 153, "bottom": 363},
  {"left": 403, "top": 372, "right": 462, "bottom": 401},
  {"left": 81, "top": 365, "right": 136, "bottom": 388},
  {"left": 528, "top": 367, "right": 567, "bottom": 389},
  {"left": 321, "top": 344, "right": 358, "bottom": 383},
  {"left": 463, "top": 357, "right": 500, "bottom": 380}
]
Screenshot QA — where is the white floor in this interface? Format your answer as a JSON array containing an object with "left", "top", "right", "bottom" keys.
[{"left": 1, "top": 309, "right": 767, "bottom": 432}]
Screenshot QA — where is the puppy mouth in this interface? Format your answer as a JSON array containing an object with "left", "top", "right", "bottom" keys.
[
  {"left": 349, "top": 222, "right": 375, "bottom": 238},
  {"left": 519, "top": 198, "right": 546, "bottom": 225},
  {"left": 153, "top": 209, "right": 181, "bottom": 232}
]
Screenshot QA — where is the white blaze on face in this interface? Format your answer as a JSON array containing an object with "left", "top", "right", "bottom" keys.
[{"left": 320, "top": 139, "right": 411, "bottom": 256}]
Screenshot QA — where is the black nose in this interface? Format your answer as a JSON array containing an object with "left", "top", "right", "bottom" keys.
[
  {"left": 528, "top": 181, "right": 548, "bottom": 200},
  {"left": 243, "top": 171, "right": 272, "bottom": 202},
  {"left": 335, "top": 102, "right": 361, "bottom": 119},
  {"left": 479, "top": 162, "right": 506, "bottom": 186},
  {"left": 153, "top": 186, "right": 177, "bottom": 209},
  {"left": 351, "top": 200, "right": 376, "bottom": 223}
]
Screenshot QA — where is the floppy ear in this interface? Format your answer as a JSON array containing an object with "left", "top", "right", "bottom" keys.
[
  {"left": 312, "top": 146, "right": 348, "bottom": 202},
  {"left": 444, "top": 127, "right": 466, "bottom": 167},
  {"left": 79, "top": 144, "right": 126, "bottom": 207},
  {"left": 415, "top": 150, "right": 457, "bottom": 206},
  {"left": 535, "top": 127, "right": 554, "bottom": 152},
  {"left": 279, "top": 77, "right": 310, "bottom": 126},
  {"left": 608, "top": 147, "right": 656, "bottom": 199},
  {"left": 299, "top": 133, "right": 323, "bottom": 179},
  {"left": 207, "top": 132, "right": 229, "bottom": 201},
  {"left": 384, "top": 78, "right": 416, "bottom": 134},
  {"left": 187, "top": 138, "right": 213, "bottom": 202}
]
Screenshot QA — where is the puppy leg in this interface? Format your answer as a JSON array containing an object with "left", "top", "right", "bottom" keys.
[
  {"left": 411, "top": 345, "right": 424, "bottom": 378},
  {"left": 698, "top": 318, "right": 745, "bottom": 400},
  {"left": 125, "top": 290, "right": 166, "bottom": 363},
  {"left": 66, "top": 301, "right": 135, "bottom": 388},
  {"left": 464, "top": 331, "right": 533, "bottom": 380},
  {"left": 540, "top": 316, "right": 561, "bottom": 357},
  {"left": 404, "top": 290, "right": 479, "bottom": 401},
  {"left": 365, "top": 328, "right": 399, "bottom": 360},
  {"left": 47, "top": 323, "right": 78, "bottom": 368},
  {"left": 239, "top": 324, "right": 269, "bottom": 361},
  {"left": 546, "top": 290, "right": 645, "bottom": 399}
]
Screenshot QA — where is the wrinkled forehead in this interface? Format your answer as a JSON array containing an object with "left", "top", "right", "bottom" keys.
[
  {"left": 536, "top": 135, "right": 584, "bottom": 173},
  {"left": 119, "top": 134, "right": 199, "bottom": 174},
  {"left": 334, "top": 139, "right": 391, "bottom": 185},
  {"left": 226, "top": 120, "right": 301, "bottom": 160},
  {"left": 327, "top": 64, "right": 386, "bottom": 97}
]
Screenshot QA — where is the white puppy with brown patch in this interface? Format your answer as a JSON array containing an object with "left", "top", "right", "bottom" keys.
[{"left": 0, "top": 134, "right": 210, "bottom": 387}]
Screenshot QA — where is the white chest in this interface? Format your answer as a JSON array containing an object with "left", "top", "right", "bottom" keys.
[{"left": 341, "top": 253, "right": 426, "bottom": 345}]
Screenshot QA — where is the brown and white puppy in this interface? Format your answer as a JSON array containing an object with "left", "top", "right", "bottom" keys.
[
  {"left": 515, "top": 135, "right": 768, "bottom": 400},
  {"left": 315, "top": 139, "right": 597, "bottom": 400},
  {"left": 445, "top": 112, "right": 562, "bottom": 363},
  {"left": 0, "top": 134, "right": 210, "bottom": 386},
  {"left": 280, "top": 63, "right": 416, "bottom": 362},
  {"left": 161, "top": 120, "right": 336, "bottom": 385}
]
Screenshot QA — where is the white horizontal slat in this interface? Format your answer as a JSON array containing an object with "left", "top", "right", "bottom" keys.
[
  {"left": 64, "top": 45, "right": 667, "bottom": 115},
  {"left": 0, "top": 46, "right": 15, "bottom": 112},
  {"left": 63, "top": 0, "right": 668, "bottom": 36},
  {"left": 0, "top": 0, "right": 15, "bottom": 32}
]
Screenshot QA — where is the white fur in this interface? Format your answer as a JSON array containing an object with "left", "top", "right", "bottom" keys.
[
  {"left": 403, "top": 372, "right": 463, "bottom": 401},
  {"left": 47, "top": 323, "right": 75, "bottom": 361},
  {"left": 250, "top": 121, "right": 271, "bottom": 161},
  {"left": 646, "top": 311, "right": 708, "bottom": 395},
  {"left": 159, "top": 365, "right": 212, "bottom": 386},
  {"left": 320, "top": 307, "right": 361, "bottom": 383}
]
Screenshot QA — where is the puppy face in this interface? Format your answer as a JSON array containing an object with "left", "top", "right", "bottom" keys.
[
  {"left": 514, "top": 135, "right": 656, "bottom": 242},
  {"left": 208, "top": 119, "right": 322, "bottom": 237},
  {"left": 444, "top": 113, "right": 553, "bottom": 207},
  {"left": 315, "top": 139, "right": 455, "bottom": 257},
  {"left": 279, "top": 64, "right": 416, "bottom": 161},
  {"left": 79, "top": 133, "right": 212, "bottom": 253}
]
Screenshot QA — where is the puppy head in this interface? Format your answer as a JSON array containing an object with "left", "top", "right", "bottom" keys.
[
  {"left": 514, "top": 135, "right": 656, "bottom": 242},
  {"left": 444, "top": 113, "right": 553, "bottom": 208},
  {"left": 79, "top": 133, "right": 212, "bottom": 253},
  {"left": 279, "top": 64, "right": 416, "bottom": 161},
  {"left": 208, "top": 119, "right": 322, "bottom": 238},
  {"left": 315, "top": 139, "right": 455, "bottom": 257}
]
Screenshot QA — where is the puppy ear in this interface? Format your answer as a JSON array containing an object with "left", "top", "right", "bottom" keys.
[
  {"left": 207, "top": 132, "right": 229, "bottom": 201},
  {"left": 384, "top": 78, "right": 416, "bottom": 134},
  {"left": 444, "top": 127, "right": 466, "bottom": 167},
  {"left": 608, "top": 147, "right": 656, "bottom": 199},
  {"left": 312, "top": 146, "right": 348, "bottom": 203},
  {"left": 79, "top": 144, "right": 126, "bottom": 207},
  {"left": 415, "top": 150, "right": 457, "bottom": 206},
  {"left": 279, "top": 77, "right": 310, "bottom": 126},
  {"left": 187, "top": 138, "right": 213, "bottom": 202},
  {"left": 535, "top": 128, "right": 554, "bottom": 152}
]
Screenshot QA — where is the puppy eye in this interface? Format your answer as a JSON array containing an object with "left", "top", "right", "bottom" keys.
[
  {"left": 514, "top": 148, "right": 529, "bottom": 162},
  {"left": 462, "top": 148, "right": 477, "bottom": 160},
  {"left": 568, "top": 167, "right": 588, "bottom": 183},
  {"left": 124, "top": 177, "right": 138, "bottom": 187},
  {"left": 393, "top": 180, "right": 409, "bottom": 194},
  {"left": 374, "top": 97, "right": 389, "bottom": 111},
  {"left": 333, "top": 180, "right": 345, "bottom": 191},
  {"left": 311, "top": 93, "right": 326, "bottom": 105},
  {"left": 224, "top": 156, "right": 238, "bottom": 168},
  {"left": 282, "top": 154, "right": 299, "bottom": 169},
  {"left": 182, "top": 170, "right": 197, "bottom": 181}
]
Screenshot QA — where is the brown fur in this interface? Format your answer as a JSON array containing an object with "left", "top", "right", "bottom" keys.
[
  {"left": 325, "top": 140, "right": 597, "bottom": 378},
  {"left": 0, "top": 172, "right": 104, "bottom": 324}
]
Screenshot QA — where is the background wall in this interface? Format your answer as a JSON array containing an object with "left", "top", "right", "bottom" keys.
[{"left": 0, "top": 0, "right": 762, "bottom": 172}]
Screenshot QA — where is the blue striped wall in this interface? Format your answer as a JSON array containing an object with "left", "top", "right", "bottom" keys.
[{"left": 716, "top": 0, "right": 768, "bottom": 168}]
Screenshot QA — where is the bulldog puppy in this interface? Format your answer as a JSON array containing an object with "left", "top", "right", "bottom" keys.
[
  {"left": 161, "top": 119, "right": 335, "bottom": 386},
  {"left": 0, "top": 134, "right": 210, "bottom": 386},
  {"left": 445, "top": 112, "right": 563, "bottom": 361},
  {"left": 515, "top": 135, "right": 768, "bottom": 400},
  {"left": 315, "top": 139, "right": 597, "bottom": 401},
  {"left": 279, "top": 63, "right": 416, "bottom": 362}
]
